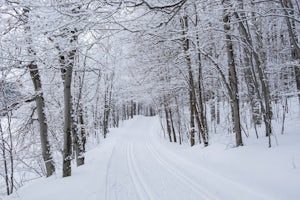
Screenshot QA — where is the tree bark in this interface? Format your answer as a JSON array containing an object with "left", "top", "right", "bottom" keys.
[
  {"left": 174, "top": 96, "right": 182, "bottom": 145},
  {"left": 0, "top": 120, "right": 10, "bottom": 195},
  {"left": 73, "top": 72, "right": 85, "bottom": 166},
  {"left": 164, "top": 98, "right": 173, "bottom": 143},
  {"left": 181, "top": 15, "right": 196, "bottom": 146},
  {"left": 222, "top": 1, "right": 243, "bottom": 146},
  {"left": 60, "top": 27, "right": 78, "bottom": 177},
  {"left": 196, "top": 33, "right": 209, "bottom": 146},
  {"left": 233, "top": 4, "right": 272, "bottom": 145},
  {"left": 62, "top": 59, "right": 73, "bottom": 177},
  {"left": 103, "top": 74, "right": 114, "bottom": 138},
  {"left": 29, "top": 63, "right": 56, "bottom": 176},
  {"left": 193, "top": 5, "right": 209, "bottom": 146},
  {"left": 23, "top": 8, "right": 55, "bottom": 177},
  {"left": 169, "top": 108, "right": 177, "bottom": 143}
]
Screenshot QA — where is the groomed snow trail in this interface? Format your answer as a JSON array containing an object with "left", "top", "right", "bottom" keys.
[
  {"left": 6, "top": 115, "right": 296, "bottom": 200},
  {"left": 103, "top": 116, "right": 272, "bottom": 200}
]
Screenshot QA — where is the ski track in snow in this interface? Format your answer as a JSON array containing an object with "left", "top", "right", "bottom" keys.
[
  {"left": 5, "top": 116, "right": 298, "bottom": 200},
  {"left": 104, "top": 143, "right": 117, "bottom": 200},
  {"left": 102, "top": 116, "right": 273, "bottom": 200},
  {"left": 146, "top": 136, "right": 272, "bottom": 200},
  {"left": 127, "top": 142, "right": 156, "bottom": 200},
  {"left": 145, "top": 142, "right": 214, "bottom": 200}
]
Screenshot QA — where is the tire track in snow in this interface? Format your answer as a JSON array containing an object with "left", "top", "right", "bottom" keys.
[
  {"left": 145, "top": 141, "right": 216, "bottom": 200},
  {"left": 126, "top": 142, "right": 156, "bottom": 200}
]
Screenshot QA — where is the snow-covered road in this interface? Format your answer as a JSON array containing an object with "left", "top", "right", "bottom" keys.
[
  {"left": 5, "top": 116, "right": 299, "bottom": 200},
  {"left": 102, "top": 116, "right": 271, "bottom": 200}
]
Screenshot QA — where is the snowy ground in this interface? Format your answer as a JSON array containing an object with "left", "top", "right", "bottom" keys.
[{"left": 4, "top": 116, "right": 300, "bottom": 200}]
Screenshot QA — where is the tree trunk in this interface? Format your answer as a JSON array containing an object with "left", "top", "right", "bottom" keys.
[
  {"left": 103, "top": 74, "right": 113, "bottom": 138},
  {"left": 181, "top": 15, "right": 196, "bottom": 146},
  {"left": 62, "top": 61, "right": 73, "bottom": 177},
  {"left": 130, "top": 100, "right": 135, "bottom": 118},
  {"left": 0, "top": 120, "right": 10, "bottom": 195},
  {"left": 72, "top": 105, "right": 84, "bottom": 167},
  {"left": 79, "top": 105, "right": 86, "bottom": 152},
  {"left": 6, "top": 112, "right": 14, "bottom": 194},
  {"left": 103, "top": 103, "right": 109, "bottom": 139},
  {"left": 169, "top": 108, "right": 177, "bottom": 143},
  {"left": 174, "top": 96, "right": 182, "bottom": 145},
  {"left": 216, "top": 93, "right": 221, "bottom": 125},
  {"left": 73, "top": 72, "right": 85, "bottom": 166},
  {"left": 164, "top": 99, "right": 173, "bottom": 143},
  {"left": 29, "top": 63, "right": 56, "bottom": 176},
  {"left": 233, "top": 4, "right": 272, "bottom": 145},
  {"left": 223, "top": 1, "right": 243, "bottom": 146},
  {"left": 23, "top": 8, "right": 55, "bottom": 177},
  {"left": 60, "top": 28, "right": 78, "bottom": 177},
  {"left": 194, "top": 7, "right": 209, "bottom": 146},
  {"left": 249, "top": 10, "right": 273, "bottom": 143},
  {"left": 196, "top": 33, "right": 209, "bottom": 146}
]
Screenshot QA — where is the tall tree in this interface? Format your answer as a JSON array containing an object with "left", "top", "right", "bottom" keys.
[
  {"left": 23, "top": 7, "right": 56, "bottom": 177},
  {"left": 222, "top": 0, "right": 243, "bottom": 146}
]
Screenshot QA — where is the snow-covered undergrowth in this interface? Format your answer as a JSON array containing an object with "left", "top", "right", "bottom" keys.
[{"left": 3, "top": 115, "right": 300, "bottom": 200}]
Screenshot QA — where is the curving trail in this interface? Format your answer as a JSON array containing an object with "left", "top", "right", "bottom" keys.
[{"left": 102, "top": 116, "right": 275, "bottom": 200}]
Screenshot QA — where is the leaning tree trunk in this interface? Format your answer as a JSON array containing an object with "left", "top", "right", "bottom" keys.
[
  {"left": 237, "top": 1, "right": 262, "bottom": 129},
  {"left": 233, "top": 3, "right": 272, "bottom": 146},
  {"left": 249, "top": 9, "right": 273, "bottom": 144}
]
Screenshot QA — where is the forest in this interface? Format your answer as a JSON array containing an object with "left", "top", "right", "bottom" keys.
[{"left": 0, "top": 0, "right": 299, "bottom": 197}]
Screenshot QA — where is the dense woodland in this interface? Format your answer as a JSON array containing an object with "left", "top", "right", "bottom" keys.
[{"left": 0, "top": 0, "right": 299, "bottom": 196}]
